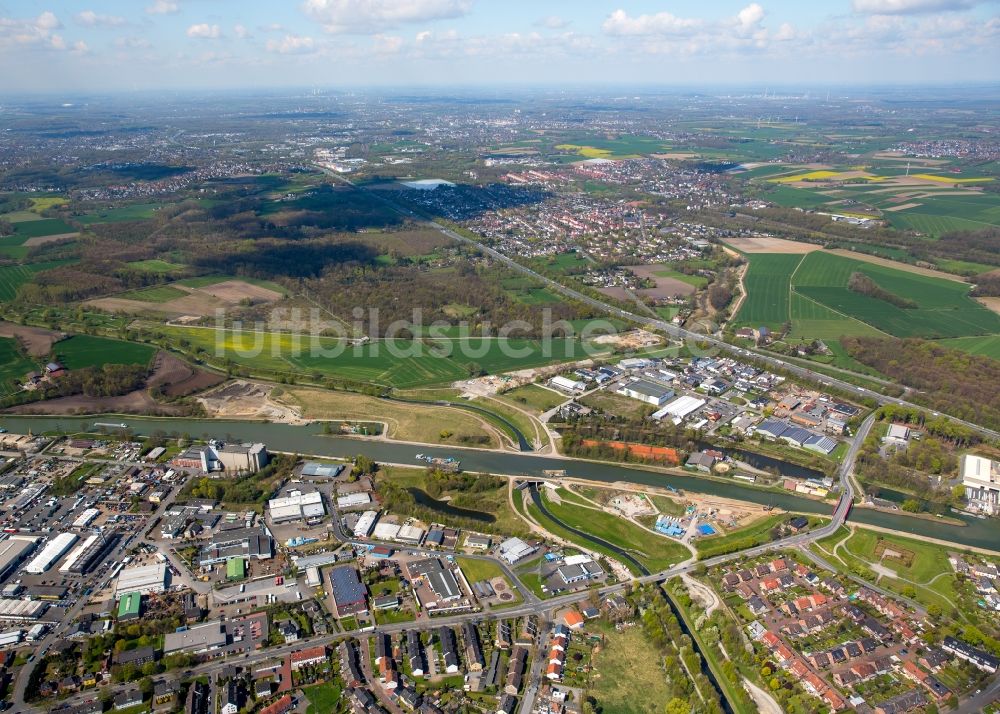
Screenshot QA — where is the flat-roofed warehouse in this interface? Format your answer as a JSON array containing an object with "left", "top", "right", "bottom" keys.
[
  {"left": 0, "top": 536, "right": 39, "bottom": 582},
  {"left": 115, "top": 562, "right": 170, "bottom": 597},
  {"left": 24, "top": 533, "right": 78, "bottom": 575},
  {"left": 0, "top": 598, "right": 48, "bottom": 621},
  {"left": 616, "top": 379, "right": 675, "bottom": 407},
  {"left": 336, "top": 492, "right": 371, "bottom": 509},
  {"left": 267, "top": 490, "right": 325, "bottom": 524},
  {"left": 72, "top": 508, "right": 100, "bottom": 529},
  {"left": 198, "top": 526, "right": 273, "bottom": 566},
  {"left": 163, "top": 619, "right": 227, "bottom": 655},
  {"left": 652, "top": 395, "right": 706, "bottom": 421},
  {"left": 59, "top": 532, "right": 118, "bottom": 575},
  {"left": 329, "top": 565, "right": 368, "bottom": 616},
  {"left": 301, "top": 462, "right": 343, "bottom": 479}
]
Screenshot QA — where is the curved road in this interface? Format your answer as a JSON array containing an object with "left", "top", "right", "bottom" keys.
[
  {"left": 25, "top": 409, "right": 997, "bottom": 714},
  {"left": 322, "top": 164, "right": 997, "bottom": 443}
]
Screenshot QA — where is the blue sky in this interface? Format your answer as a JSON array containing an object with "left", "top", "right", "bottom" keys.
[{"left": 1, "top": 0, "right": 997, "bottom": 92}]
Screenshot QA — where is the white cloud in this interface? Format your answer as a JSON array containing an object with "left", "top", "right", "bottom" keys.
[
  {"left": 852, "top": 0, "right": 978, "bottom": 14},
  {"left": 0, "top": 11, "right": 78, "bottom": 51},
  {"left": 115, "top": 36, "right": 152, "bottom": 49},
  {"left": 373, "top": 34, "right": 403, "bottom": 53},
  {"left": 735, "top": 3, "right": 766, "bottom": 32},
  {"left": 774, "top": 22, "right": 796, "bottom": 41},
  {"left": 234, "top": 24, "right": 251, "bottom": 39},
  {"left": 265, "top": 33, "right": 316, "bottom": 53},
  {"left": 36, "top": 11, "right": 61, "bottom": 32},
  {"left": 536, "top": 15, "right": 570, "bottom": 30},
  {"left": 302, "top": 0, "right": 471, "bottom": 34},
  {"left": 602, "top": 9, "right": 703, "bottom": 36},
  {"left": 72, "top": 40, "right": 88, "bottom": 52},
  {"left": 146, "top": 0, "right": 179, "bottom": 15},
  {"left": 75, "top": 10, "right": 126, "bottom": 28},
  {"left": 187, "top": 23, "right": 222, "bottom": 39}
]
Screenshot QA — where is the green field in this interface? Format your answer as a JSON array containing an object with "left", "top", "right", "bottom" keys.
[
  {"left": 76, "top": 203, "right": 161, "bottom": 224},
  {"left": 535, "top": 251, "right": 591, "bottom": 273},
  {"left": 456, "top": 557, "right": 522, "bottom": 604},
  {"left": 174, "top": 274, "right": 286, "bottom": 294},
  {"left": 938, "top": 335, "right": 1000, "bottom": 360},
  {"left": 0, "top": 260, "right": 76, "bottom": 302},
  {"left": 514, "top": 287, "right": 561, "bottom": 304},
  {"left": 0, "top": 233, "right": 29, "bottom": 259},
  {"left": 588, "top": 621, "right": 675, "bottom": 714},
  {"left": 537, "top": 491, "right": 690, "bottom": 573},
  {"left": 763, "top": 184, "right": 836, "bottom": 208},
  {"left": 793, "top": 252, "right": 1000, "bottom": 338},
  {"left": 695, "top": 514, "right": 788, "bottom": 559},
  {"left": 157, "top": 326, "right": 607, "bottom": 388},
  {"left": 500, "top": 383, "right": 565, "bottom": 413},
  {"left": 732, "top": 253, "right": 804, "bottom": 328},
  {"left": 841, "top": 528, "right": 950, "bottom": 583},
  {"left": 12, "top": 218, "right": 76, "bottom": 238},
  {"left": 119, "top": 285, "right": 189, "bottom": 303},
  {"left": 54, "top": 335, "right": 156, "bottom": 370},
  {"left": 303, "top": 682, "right": 342, "bottom": 714},
  {"left": 126, "top": 259, "right": 186, "bottom": 274},
  {"left": 735, "top": 250, "right": 1000, "bottom": 343},
  {"left": 0, "top": 338, "right": 35, "bottom": 397},
  {"left": 553, "top": 134, "right": 672, "bottom": 159},
  {"left": 882, "top": 193, "right": 1000, "bottom": 236}
]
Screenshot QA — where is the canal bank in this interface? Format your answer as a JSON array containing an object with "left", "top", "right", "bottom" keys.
[{"left": 2, "top": 414, "right": 998, "bottom": 551}]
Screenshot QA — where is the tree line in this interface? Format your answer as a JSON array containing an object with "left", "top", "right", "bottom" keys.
[{"left": 843, "top": 337, "right": 1000, "bottom": 432}]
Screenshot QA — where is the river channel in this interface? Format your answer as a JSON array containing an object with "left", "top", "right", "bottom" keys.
[{"left": 2, "top": 414, "right": 997, "bottom": 551}]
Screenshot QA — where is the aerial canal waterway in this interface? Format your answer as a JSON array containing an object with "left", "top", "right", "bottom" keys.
[{"left": 3, "top": 414, "right": 998, "bottom": 551}]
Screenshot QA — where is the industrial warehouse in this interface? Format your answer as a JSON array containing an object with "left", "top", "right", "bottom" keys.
[
  {"left": 24, "top": 533, "right": 78, "bottom": 575},
  {"left": 115, "top": 562, "right": 170, "bottom": 597},
  {"left": 58, "top": 532, "right": 119, "bottom": 575},
  {"left": 0, "top": 536, "right": 39, "bottom": 581},
  {"left": 267, "top": 489, "right": 325, "bottom": 524},
  {"left": 616, "top": 378, "right": 675, "bottom": 406}
]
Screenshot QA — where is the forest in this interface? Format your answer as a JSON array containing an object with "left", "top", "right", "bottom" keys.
[
  {"left": 842, "top": 337, "right": 1000, "bottom": 432},
  {"left": 9, "top": 176, "right": 599, "bottom": 337}
]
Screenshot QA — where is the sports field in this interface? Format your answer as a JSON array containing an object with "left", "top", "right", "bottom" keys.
[
  {"left": 158, "top": 326, "right": 607, "bottom": 388},
  {"left": 53, "top": 335, "right": 156, "bottom": 370},
  {"left": 735, "top": 251, "right": 1000, "bottom": 340}
]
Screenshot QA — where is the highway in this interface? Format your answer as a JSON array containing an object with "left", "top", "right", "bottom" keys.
[
  {"left": 18, "top": 172, "right": 997, "bottom": 710},
  {"left": 319, "top": 163, "right": 997, "bottom": 443},
  {"left": 430, "top": 220, "right": 999, "bottom": 441}
]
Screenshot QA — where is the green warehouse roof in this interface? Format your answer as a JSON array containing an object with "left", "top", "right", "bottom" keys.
[
  {"left": 226, "top": 557, "right": 246, "bottom": 580},
  {"left": 117, "top": 592, "right": 141, "bottom": 618}
]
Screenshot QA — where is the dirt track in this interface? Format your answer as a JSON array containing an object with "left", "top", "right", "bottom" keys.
[
  {"left": 0, "top": 321, "right": 64, "bottom": 357},
  {"left": 147, "top": 351, "right": 225, "bottom": 397},
  {"left": 4, "top": 390, "right": 185, "bottom": 416}
]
